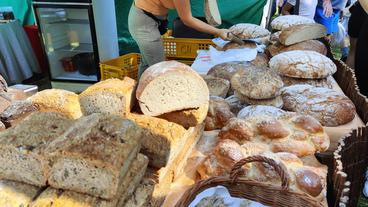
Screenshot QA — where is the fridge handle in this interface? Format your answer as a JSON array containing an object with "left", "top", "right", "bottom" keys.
[{"left": 32, "top": 2, "right": 92, "bottom": 6}]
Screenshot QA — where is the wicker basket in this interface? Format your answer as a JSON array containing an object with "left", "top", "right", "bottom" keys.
[{"left": 175, "top": 155, "right": 325, "bottom": 207}]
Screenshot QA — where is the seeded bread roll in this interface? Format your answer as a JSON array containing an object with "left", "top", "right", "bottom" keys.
[
  {"left": 234, "top": 91, "right": 284, "bottom": 108},
  {"left": 136, "top": 61, "right": 209, "bottom": 116},
  {"left": 281, "top": 84, "right": 356, "bottom": 126},
  {"left": 205, "top": 96, "right": 235, "bottom": 131},
  {"left": 231, "top": 66, "right": 284, "bottom": 99},
  {"left": 45, "top": 114, "right": 142, "bottom": 199},
  {"left": 271, "top": 15, "right": 315, "bottom": 31},
  {"left": 267, "top": 40, "right": 328, "bottom": 57},
  {"left": 270, "top": 50, "right": 337, "bottom": 79},
  {"left": 279, "top": 23, "right": 327, "bottom": 46},
  {"left": 229, "top": 23, "right": 271, "bottom": 39},
  {"left": 202, "top": 75, "right": 230, "bottom": 98},
  {"left": 0, "top": 112, "right": 73, "bottom": 186},
  {"left": 29, "top": 89, "right": 82, "bottom": 119},
  {"left": 79, "top": 77, "right": 136, "bottom": 116},
  {"left": 281, "top": 75, "right": 334, "bottom": 89}
]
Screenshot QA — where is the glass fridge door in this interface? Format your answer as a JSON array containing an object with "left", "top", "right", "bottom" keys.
[{"left": 34, "top": 6, "right": 98, "bottom": 82}]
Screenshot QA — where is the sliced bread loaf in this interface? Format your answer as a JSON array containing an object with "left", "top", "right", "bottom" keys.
[
  {"left": 0, "top": 180, "right": 42, "bottom": 207},
  {"left": 79, "top": 78, "right": 136, "bottom": 116},
  {"left": 0, "top": 112, "right": 73, "bottom": 186},
  {"left": 279, "top": 23, "right": 327, "bottom": 46},
  {"left": 46, "top": 114, "right": 142, "bottom": 199},
  {"left": 29, "top": 89, "right": 82, "bottom": 119},
  {"left": 136, "top": 61, "right": 209, "bottom": 116}
]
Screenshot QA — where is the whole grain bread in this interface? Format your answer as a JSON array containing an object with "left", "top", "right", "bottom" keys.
[
  {"left": 231, "top": 65, "right": 284, "bottom": 99},
  {"left": 279, "top": 23, "right": 327, "bottom": 46},
  {"left": 205, "top": 96, "right": 235, "bottom": 131},
  {"left": 0, "top": 179, "right": 42, "bottom": 207},
  {"left": 267, "top": 40, "right": 327, "bottom": 57},
  {"left": 271, "top": 15, "right": 315, "bottom": 31},
  {"left": 234, "top": 91, "right": 284, "bottom": 108},
  {"left": 136, "top": 61, "right": 209, "bottom": 116},
  {"left": 202, "top": 75, "right": 230, "bottom": 98},
  {"left": 123, "top": 179, "right": 155, "bottom": 207},
  {"left": 229, "top": 23, "right": 271, "bottom": 39},
  {"left": 79, "top": 78, "right": 136, "bottom": 116},
  {"left": 0, "top": 112, "right": 73, "bottom": 186},
  {"left": 269, "top": 50, "right": 337, "bottom": 79},
  {"left": 46, "top": 114, "right": 142, "bottom": 199},
  {"left": 29, "top": 89, "right": 82, "bottom": 119},
  {"left": 281, "top": 84, "right": 356, "bottom": 126},
  {"left": 0, "top": 100, "right": 38, "bottom": 128}
]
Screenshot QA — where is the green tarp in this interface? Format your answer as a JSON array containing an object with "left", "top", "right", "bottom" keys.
[
  {"left": 0, "top": 0, "right": 34, "bottom": 25},
  {"left": 115, "top": 0, "right": 267, "bottom": 55}
]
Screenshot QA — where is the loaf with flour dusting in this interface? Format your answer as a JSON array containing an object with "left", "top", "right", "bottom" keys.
[
  {"left": 281, "top": 84, "right": 356, "bottom": 126},
  {"left": 237, "top": 105, "right": 287, "bottom": 120},
  {"left": 281, "top": 75, "right": 334, "bottom": 89},
  {"left": 229, "top": 23, "right": 271, "bottom": 39},
  {"left": 202, "top": 75, "right": 230, "bottom": 98},
  {"left": 269, "top": 50, "right": 337, "bottom": 79},
  {"left": 234, "top": 91, "right": 283, "bottom": 108},
  {"left": 205, "top": 96, "right": 235, "bottom": 131},
  {"left": 271, "top": 15, "right": 315, "bottom": 31},
  {"left": 207, "top": 61, "right": 251, "bottom": 81},
  {"left": 267, "top": 40, "right": 327, "bottom": 57}
]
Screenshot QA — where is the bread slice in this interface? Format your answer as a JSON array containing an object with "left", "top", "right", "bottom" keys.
[
  {"left": 0, "top": 180, "right": 43, "bottom": 207},
  {"left": 29, "top": 89, "right": 82, "bottom": 119},
  {"left": 0, "top": 112, "right": 73, "bottom": 186},
  {"left": 279, "top": 24, "right": 327, "bottom": 46},
  {"left": 30, "top": 154, "right": 148, "bottom": 207},
  {"left": 202, "top": 75, "right": 230, "bottom": 98},
  {"left": 158, "top": 103, "right": 209, "bottom": 128},
  {"left": 127, "top": 113, "right": 187, "bottom": 168},
  {"left": 46, "top": 114, "right": 142, "bottom": 199},
  {"left": 0, "top": 100, "right": 38, "bottom": 128},
  {"left": 79, "top": 78, "right": 136, "bottom": 116},
  {"left": 123, "top": 179, "right": 155, "bottom": 207},
  {"left": 204, "top": 0, "right": 221, "bottom": 26},
  {"left": 136, "top": 61, "right": 209, "bottom": 116}
]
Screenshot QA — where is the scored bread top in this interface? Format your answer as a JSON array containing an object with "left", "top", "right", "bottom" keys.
[
  {"left": 79, "top": 77, "right": 136, "bottom": 97},
  {"left": 271, "top": 15, "right": 315, "bottom": 31},
  {"left": 229, "top": 23, "right": 271, "bottom": 39}
]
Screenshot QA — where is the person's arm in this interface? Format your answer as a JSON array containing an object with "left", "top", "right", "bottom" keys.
[
  {"left": 281, "top": 2, "right": 294, "bottom": 15},
  {"left": 322, "top": 0, "right": 333, "bottom": 17},
  {"left": 173, "top": 0, "right": 231, "bottom": 40}
]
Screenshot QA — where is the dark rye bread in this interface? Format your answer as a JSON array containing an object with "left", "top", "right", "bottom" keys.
[
  {"left": 0, "top": 100, "right": 38, "bottom": 128},
  {"left": 0, "top": 112, "right": 73, "bottom": 186},
  {"left": 45, "top": 113, "right": 142, "bottom": 199}
]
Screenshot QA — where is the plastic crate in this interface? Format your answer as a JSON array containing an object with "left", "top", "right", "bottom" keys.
[
  {"left": 100, "top": 53, "right": 140, "bottom": 80},
  {"left": 163, "top": 37, "right": 215, "bottom": 59}
]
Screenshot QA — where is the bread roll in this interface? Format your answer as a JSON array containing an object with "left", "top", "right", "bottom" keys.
[
  {"left": 281, "top": 84, "right": 356, "bottom": 126},
  {"left": 271, "top": 15, "right": 315, "bottom": 31},
  {"left": 229, "top": 23, "right": 271, "bottom": 39},
  {"left": 205, "top": 96, "right": 235, "bottom": 131},
  {"left": 136, "top": 61, "right": 209, "bottom": 116},
  {"left": 279, "top": 23, "right": 327, "bottom": 46},
  {"left": 269, "top": 50, "right": 337, "bottom": 79}
]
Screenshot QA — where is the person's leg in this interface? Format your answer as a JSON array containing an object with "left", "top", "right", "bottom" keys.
[{"left": 128, "top": 4, "right": 165, "bottom": 78}]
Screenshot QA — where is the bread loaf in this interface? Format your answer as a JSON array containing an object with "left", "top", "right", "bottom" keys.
[
  {"left": 281, "top": 85, "right": 356, "bottom": 126},
  {"left": 225, "top": 95, "right": 247, "bottom": 114},
  {"left": 46, "top": 114, "right": 142, "bottom": 199},
  {"left": 203, "top": 75, "right": 230, "bottom": 98},
  {"left": 0, "top": 75, "right": 7, "bottom": 93},
  {"left": 127, "top": 113, "right": 187, "bottom": 168},
  {"left": 205, "top": 96, "right": 235, "bottom": 131},
  {"left": 0, "top": 112, "right": 73, "bottom": 186},
  {"left": 158, "top": 103, "right": 208, "bottom": 128},
  {"left": 279, "top": 24, "right": 327, "bottom": 46},
  {"left": 270, "top": 31, "right": 282, "bottom": 44},
  {"left": 281, "top": 75, "right": 334, "bottom": 89},
  {"left": 79, "top": 78, "right": 136, "bottom": 116},
  {"left": 231, "top": 65, "right": 283, "bottom": 99},
  {"left": 237, "top": 105, "right": 287, "bottom": 120},
  {"left": 222, "top": 41, "right": 257, "bottom": 50},
  {"left": 123, "top": 178, "right": 155, "bottom": 207},
  {"left": 269, "top": 50, "right": 337, "bottom": 79},
  {"left": 29, "top": 89, "right": 82, "bottom": 119},
  {"left": 0, "top": 100, "right": 38, "bottom": 128},
  {"left": 0, "top": 180, "right": 41, "bottom": 207},
  {"left": 207, "top": 61, "right": 251, "bottom": 81},
  {"left": 271, "top": 15, "right": 315, "bottom": 31},
  {"left": 267, "top": 40, "right": 327, "bottom": 57},
  {"left": 136, "top": 61, "right": 209, "bottom": 116},
  {"left": 251, "top": 53, "right": 270, "bottom": 67},
  {"left": 234, "top": 91, "right": 284, "bottom": 108},
  {"left": 229, "top": 23, "right": 271, "bottom": 39},
  {"left": 204, "top": 0, "right": 221, "bottom": 26},
  {"left": 221, "top": 113, "right": 330, "bottom": 157}
]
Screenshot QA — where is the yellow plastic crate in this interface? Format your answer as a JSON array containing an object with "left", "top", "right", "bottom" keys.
[
  {"left": 163, "top": 37, "right": 215, "bottom": 59},
  {"left": 100, "top": 53, "right": 140, "bottom": 80}
]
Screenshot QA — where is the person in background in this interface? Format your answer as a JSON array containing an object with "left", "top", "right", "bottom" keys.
[
  {"left": 282, "top": 0, "right": 318, "bottom": 19},
  {"left": 314, "top": 0, "right": 348, "bottom": 36},
  {"left": 128, "top": 0, "right": 232, "bottom": 79}
]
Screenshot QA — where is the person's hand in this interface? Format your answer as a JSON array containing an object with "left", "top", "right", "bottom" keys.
[
  {"left": 323, "top": 0, "right": 333, "bottom": 17},
  {"left": 216, "top": 29, "right": 233, "bottom": 41}
]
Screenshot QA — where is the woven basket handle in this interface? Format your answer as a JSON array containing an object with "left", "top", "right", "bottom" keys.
[{"left": 229, "top": 155, "right": 290, "bottom": 191}]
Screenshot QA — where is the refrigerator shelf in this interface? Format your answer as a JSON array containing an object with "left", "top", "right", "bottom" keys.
[
  {"left": 46, "top": 19, "right": 89, "bottom": 24},
  {"left": 54, "top": 70, "right": 97, "bottom": 81}
]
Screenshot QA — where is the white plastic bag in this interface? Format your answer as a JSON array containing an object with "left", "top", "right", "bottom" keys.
[{"left": 209, "top": 46, "right": 258, "bottom": 65}]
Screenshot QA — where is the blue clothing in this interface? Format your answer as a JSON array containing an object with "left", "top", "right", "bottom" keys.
[
  {"left": 314, "top": 6, "right": 340, "bottom": 34},
  {"left": 317, "top": 0, "right": 348, "bottom": 11}
]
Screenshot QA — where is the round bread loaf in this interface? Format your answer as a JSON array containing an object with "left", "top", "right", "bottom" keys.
[
  {"left": 269, "top": 50, "right": 337, "bottom": 79},
  {"left": 222, "top": 41, "right": 257, "bottom": 50},
  {"left": 136, "top": 61, "right": 209, "bottom": 116},
  {"left": 267, "top": 40, "right": 327, "bottom": 57},
  {"left": 269, "top": 31, "right": 282, "bottom": 44},
  {"left": 231, "top": 66, "right": 284, "bottom": 99},
  {"left": 202, "top": 75, "right": 230, "bottom": 98},
  {"left": 281, "top": 75, "right": 334, "bottom": 89},
  {"left": 0, "top": 75, "right": 8, "bottom": 93},
  {"left": 207, "top": 61, "right": 251, "bottom": 81},
  {"left": 205, "top": 96, "right": 235, "bottom": 131},
  {"left": 229, "top": 23, "right": 271, "bottom": 39},
  {"left": 281, "top": 84, "right": 356, "bottom": 126},
  {"left": 225, "top": 95, "right": 247, "bottom": 114},
  {"left": 271, "top": 15, "right": 315, "bottom": 31},
  {"left": 237, "top": 105, "right": 287, "bottom": 120},
  {"left": 234, "top": 91, "right": 284, "bottom": 108}
]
